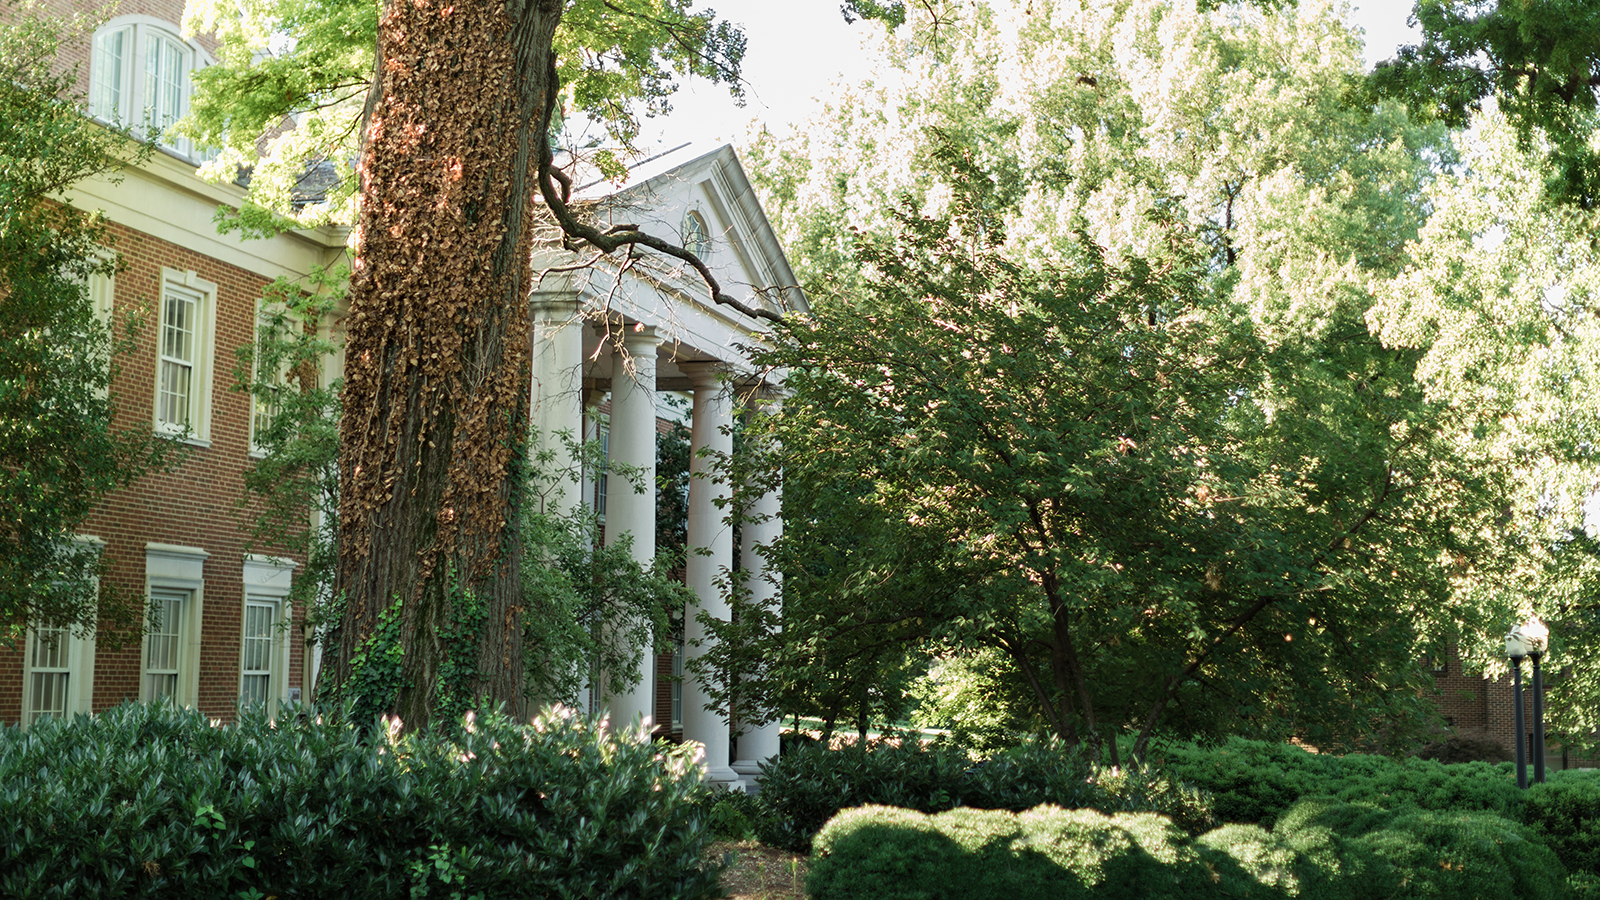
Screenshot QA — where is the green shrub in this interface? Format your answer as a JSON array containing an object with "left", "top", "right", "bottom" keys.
[
  {"left": 807, "top": 804, "right": 1213, "bottom": 900},
  {"left": 1415, "top": 734, "right": 1513, "bottom": 764},
  {"left": 1526, "top": 772, "right": 1600, "bottom": 876},
  {"left": 754, "top": 740, "right": 972, "bottom": 851},
  {"left": 695, "top": 785, "right": 765, "bottom": 841},
  {"left": 0, "top": 701, "right": 721, "bottom": 899},
  {"left": 1163, "top": 738, "right": 1521, "bottom": 826},
  {"left": 1277, "top": 799, "right": 1570, "bottom": 900},
  {"left": 757, "top": 737, "right": 1212, "bottom": 852},
  {"left": 809, "top": 799, "right": 1568, "bottom": 900}
]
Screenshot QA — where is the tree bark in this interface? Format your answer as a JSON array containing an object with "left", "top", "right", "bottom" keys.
[{"left": 323, "top": 0, "right": 565, "bottom": 728}]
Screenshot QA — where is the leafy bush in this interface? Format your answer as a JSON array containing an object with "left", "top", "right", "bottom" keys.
[
  {"left": 808, "top": 804, "right": 1213, "bottom": 900},
  {"left": 0, "top": 701, "right": 721, "bottom": 899},
  {"left": 1279, "top": 799, "right": 1569, "bottom": 900},
  {"left": 1526, "top": 772, "right": 1600, "bottom": 877},
  {"left": 1162, "top": 737, "right": 1521, "bottom": 826},
  {"left": 695, "top": 785, "right": 765, "bottom": 841},
  {"left": 1415, "top": 733, "right": 1513, "bottom": 764},
  {"left": 754, "top": 740, "right": 972, "bottom": 851},
  {"left": 756, "top": 737, "right": 1212, "bottom": 852},
  {"left": 809, "top": 799, "right": 1568, "bottom": 900}
]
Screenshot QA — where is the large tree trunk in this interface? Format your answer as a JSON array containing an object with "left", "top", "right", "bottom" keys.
[{"left": 322, "top": 0, "right": 564, "bottom": 729}]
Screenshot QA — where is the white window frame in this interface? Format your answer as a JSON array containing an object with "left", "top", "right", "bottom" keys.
[
  {"left": 87, "top": 16, "right": 214, "bottom": 162},
  {"left": 142, "top": 543, "right": 207, "bottom": 706},
  {"left": 153, "top": 268, "right": 218, "bottom": 445},
  {"left": 21, "top": 535, "right": 102, "bottom": 726},
  {"left": 240, "top": 555, "right": 296, "bottom": 717},
  {"left": 683, "top": 209, "right": 711, "bottom": 258}
]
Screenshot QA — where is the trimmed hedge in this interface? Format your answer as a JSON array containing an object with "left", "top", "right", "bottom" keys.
[
  {"left": 755, "top": 738, "right": 1213, "bottom": 852},
  {"left": 0, "top": 701, "right": 721, "bottom": 899},
  {"left": 809, "top": 799, "right": 1571, "bottom": 900},
  {"left": 1162, "top": 737, "right": 1521, "bottom": 826}
]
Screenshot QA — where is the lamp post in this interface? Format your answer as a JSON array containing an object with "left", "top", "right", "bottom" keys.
[
  {"left": 1524, "top": 618, "right": 1550, "bottom": 785},
  {"left": 1506, "top": 626, "right": 1529, "bottom": 790}
]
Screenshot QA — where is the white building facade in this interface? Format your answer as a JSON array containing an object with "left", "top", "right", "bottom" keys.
[{"left": 530, "top": 145, "right": 803, "bottom": 789}]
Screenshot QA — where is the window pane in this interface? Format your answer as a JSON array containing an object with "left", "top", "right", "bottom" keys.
[
  {"left": 25, "top": 626, "right": 75, "bottom": 725},
  {"left": 91, "top": 29, "right": 124, "bottom": 120},
  {"left": 158, "top": 284, "right": 201, "bottom": 429},
  {"left": 241, "top": 600, "right": 276, "bottom": 707},
  {"left": 145, "top": 590, "right": 184, "bottom": 700}
]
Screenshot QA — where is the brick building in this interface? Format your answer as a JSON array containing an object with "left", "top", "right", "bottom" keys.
[
  {"left": 0, "top": 0, "right": 347, "bottom": 725},
  {"left": 1431, "top": 648, "right": 1591, "bottom": 770}
]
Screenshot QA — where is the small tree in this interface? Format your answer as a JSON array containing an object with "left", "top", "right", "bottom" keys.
[{"left": 0, "top": 4, "right": 169, "bottom": 641}]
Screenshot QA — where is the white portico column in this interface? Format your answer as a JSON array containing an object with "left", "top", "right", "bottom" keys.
[
  {"left": 529, "top": 292, "right": 584, "bottom": 516},
  {"left": 605, "top": 326, "right": 659, "bottom": 730},
  {"left": 682, "top": 363, "right": 738, "bottom": 785},
  {"left": 731, "top": 402, "right": 783, "bottom": 789}
]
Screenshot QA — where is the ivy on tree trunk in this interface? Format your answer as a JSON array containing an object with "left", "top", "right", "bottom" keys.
[{"left": 325, "top": 0, "right": 566, "bottom": 728}]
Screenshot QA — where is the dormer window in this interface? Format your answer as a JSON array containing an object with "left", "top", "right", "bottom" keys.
[
  {"left": 88, "top": 17, "right": 210, "bottom": 161},
  {"left": 683, "top": 210, "right": 711, "bottom": 258}
]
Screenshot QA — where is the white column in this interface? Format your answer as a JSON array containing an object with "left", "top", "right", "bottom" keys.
[
  {"left": 732, "top": 411, "right": 783, "bottom": 788},
  {"left": 605, "top": 326, "right": 659, "bottom": 730},
  {"left": 682, "top": 363, "right": 738, "bottom": 785},
  {"left": 530, "top": 294, "right": 584, "bottom": 517}
]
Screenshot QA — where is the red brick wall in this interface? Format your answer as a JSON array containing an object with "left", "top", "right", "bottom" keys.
[{"left": 0, "top": 219, "right": 306, "bottom": 724}]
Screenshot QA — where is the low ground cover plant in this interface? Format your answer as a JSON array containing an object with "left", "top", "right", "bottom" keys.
[{"left": 0, "top": 701, "right": 721, "bottom": 899}]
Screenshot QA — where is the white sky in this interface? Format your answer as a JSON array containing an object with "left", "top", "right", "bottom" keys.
[{"left": 641, "top": 1, "right": 1422, "bottom": 152}]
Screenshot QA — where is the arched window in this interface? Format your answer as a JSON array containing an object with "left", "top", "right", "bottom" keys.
[
  {"left": 683, "top": 210, "right": 711, "bottom": 258},
  {"left": 88, "top": 17, "right": 211, "bottom": 161}
]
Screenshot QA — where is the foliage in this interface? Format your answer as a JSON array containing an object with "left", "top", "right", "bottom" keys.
[
  {"left": 0, "top": 700, "right": 722, "bottom": 898},
  {"left": 1370, "top": 111, "right": 1600, "bottom": 751},
  {"left": 235, "top": 270, "right": 344, "bottom": 625},
  {"left": 1525, "top": 771, "right": 1600, "bottom": 878},
  {"left": 180, "top": 0, "right": 748, "bottom": 230},
  {"left": 754, "top": 738, "right": 1213, "bottom": 853},
  {"left": 519, "top": 480, "right": 693, "bottom": 710},
  {"left": 243, "top": 303, "right": 689, "bottom": 714},
  {"left": 808, "top": 804, "right": 1218, "bottom": 900},
  {"left": 1284, "top": 800, "right": 1571, "bottom": 900},
  {"left": 1414, "top": 733, "right": 1514, "bottom": 765},
  {"left": 808, "top": 798, "right": 1569, "bottom": 900},
  {"left": 910, "top": 648, "right": 1053, "bottom": 755},
  {"left": 1159, "top": 737, "right": 1522, "bottom": 827},
  {"left": 0, "top": 2, "right": 170, "bottom": 641},
  {"left": 740, "top": 0, "right": 1502, "bottom": 757},
  {"left": 1368, "top": 0, "right": 1600, "bottom": 205}
]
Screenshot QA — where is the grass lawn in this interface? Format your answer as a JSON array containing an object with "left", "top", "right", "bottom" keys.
[{"left": 711, "top": 841, "right": 808, "bottom": 900}]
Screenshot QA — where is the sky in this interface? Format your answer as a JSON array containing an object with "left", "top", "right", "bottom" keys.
[{"left": 640, "top": 1, "right": 1422, "bottom": 152}]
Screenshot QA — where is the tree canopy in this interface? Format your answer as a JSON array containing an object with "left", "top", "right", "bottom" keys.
[
  {"left": 736, "top": 0, "right": 1523, "bottom": 756},
  {"left": 1370, "top": 0, "right": 1600, "bottom": 204},
  {"left": 0, "top": 4, "right": 171, "bottom": 641}
]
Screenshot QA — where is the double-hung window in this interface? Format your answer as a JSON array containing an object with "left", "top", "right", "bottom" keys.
[
  {"left": 241, "top": 556, "right": 296, "bottom": 716},
  {"left": 239, "top": 600, "right": 276, "bottom": 706},
  {"left": 143, "top": 543, "right": 207, "bottom": 706},
  {"left": 23, "top": 625, "right": 95, "bottom": 725},
  {"left": 154, "top": 270, "right": 216, "bottom": 442},
  {"left": 144, "top": 589, "right": 186, "bottom": 700}
]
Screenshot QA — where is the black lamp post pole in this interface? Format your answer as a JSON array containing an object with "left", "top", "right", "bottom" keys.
[
  {"left": 1531, "top": 650, "right": 1546, "bottom": 784},
  {"left": 1511, "top": 654, "right": 1527, "bottom": 790}
]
